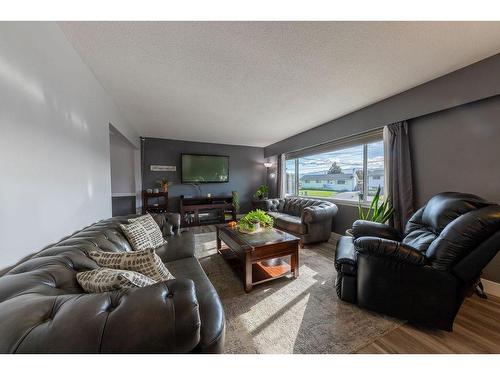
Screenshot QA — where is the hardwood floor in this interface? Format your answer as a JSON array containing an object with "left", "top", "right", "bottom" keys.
[
  {"left": 185, "top": 225, "right": 500, "bottom": 354},
  {"left": 356, "top": 294, "right": 500, "bottom": 354}
]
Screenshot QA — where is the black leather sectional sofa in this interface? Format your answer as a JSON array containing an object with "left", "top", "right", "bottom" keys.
[{"left": 0, "top": 214, "right": 225, "bottom": 353}]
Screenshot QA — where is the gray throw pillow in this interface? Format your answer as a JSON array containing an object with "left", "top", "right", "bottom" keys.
[
  {"left": 120, "top": 214, "right": 166, "bottom": 251},
  {"left": 76, "top": 268, "right": 155, "bottom": 293},
  {"left": 88, "top": 248, "right": 174, "bottom": 282}
]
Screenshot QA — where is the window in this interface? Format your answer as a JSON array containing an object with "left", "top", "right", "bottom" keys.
[
  {"left": 284, "top": 135, "right": 384, "bottom": 204},
  {"left": 285, "top": 159, "right": 297, "bottom": 196}
]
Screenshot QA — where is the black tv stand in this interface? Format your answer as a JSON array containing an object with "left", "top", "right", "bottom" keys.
[{"left": 180, "top": 195, "right": 236, "bottom": 227}]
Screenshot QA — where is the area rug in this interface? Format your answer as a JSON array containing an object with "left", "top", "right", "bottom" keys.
[{"left": 194, "top": 232, "right": 403, "bottom": 354}]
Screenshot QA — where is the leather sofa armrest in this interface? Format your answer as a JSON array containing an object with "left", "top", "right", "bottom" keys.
[
  {"left": 354, "top": 237, "right": 426, "bottom": 266},
  {"left": 302, "top": 204, "right": 338, "bottom": 224},
  {"left": 152, "top": 213, "right": 181, "bottom": 236},
  {"left": 334, "top": 236, "right": 357, "bottom": 275},
  {"left": 352, "top": 220, "right": 402, "bottom": 241},
  {"left": 10, "top": 279, "right": 201, "bottom": 353}
]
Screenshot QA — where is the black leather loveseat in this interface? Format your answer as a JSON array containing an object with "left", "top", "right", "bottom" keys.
[
  {"left": 262, "top": 197, "right": 338, "bottom": 245},
  {"left": 0, "top": 214, "right": 225, "bottom": 353},
  {"left": 335, "top": 192, "right": 500, "bottom": 331}
]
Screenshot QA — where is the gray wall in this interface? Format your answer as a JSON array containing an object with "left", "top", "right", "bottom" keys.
[
  {"left": 110, "top": 129, "right": 136, "bottom": 196},
  {"left": 0, "top": 23, "right": 139, "bottom": 269},
  {"left": 264, "top": 52, "right": 500, "bottom": 158},
  {"left": 410, "top": 95, "right": 500, "bottom": 282},
  {"left": 142, "top": 138, "right": 266, "bottom": 213},
  {"left": 264, "top": 53, "right": 500, "bottom": 284}
]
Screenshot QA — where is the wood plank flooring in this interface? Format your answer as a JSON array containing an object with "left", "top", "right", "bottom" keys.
[
  {"left": 356, "top": 294, "right": 500, "bottom": 354},
  {"left": 184, "top": 225, "right": 500, "bottom": 354}
]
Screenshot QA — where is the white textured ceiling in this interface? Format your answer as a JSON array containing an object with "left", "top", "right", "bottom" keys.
[{"left": 60, "top": 22, "right": 500, "bottom": 147}]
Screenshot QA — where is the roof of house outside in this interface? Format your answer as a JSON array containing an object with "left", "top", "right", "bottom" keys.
[
  {"left": 300, "top": 173, "right": 354, "bottom": 180},
  {"left": 368, "top": 168, "right": 384, "bottom": 176}
]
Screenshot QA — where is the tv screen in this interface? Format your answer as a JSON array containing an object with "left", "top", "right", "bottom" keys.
[{"left": 181, "top": 154, "right": 229, "bottom": 183}]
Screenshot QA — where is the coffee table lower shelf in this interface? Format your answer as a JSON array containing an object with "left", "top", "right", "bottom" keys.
[{"left": 218, "top": 247, "right": 295, "bottom": 288}]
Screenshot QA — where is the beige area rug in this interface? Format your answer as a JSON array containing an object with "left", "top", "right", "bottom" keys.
[{"left": 194, "top": 232, "right": 404, "bottom": 354}]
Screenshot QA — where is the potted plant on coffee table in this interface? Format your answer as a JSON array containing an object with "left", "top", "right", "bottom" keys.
[
  {"left": 346, "top": 186, "right": 394, "bottom": 236},
  {"left": 237, "top": 209, "right": 274, "bottom": 234}
]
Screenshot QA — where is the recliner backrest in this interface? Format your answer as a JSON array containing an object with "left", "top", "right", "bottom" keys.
[{"left": 402, "top": 192, "right": 499, "bottom": 271}]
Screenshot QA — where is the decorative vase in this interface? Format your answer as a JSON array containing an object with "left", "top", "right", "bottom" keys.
[
  {"left": 238, "top": 221, "right": 261, "bottom": 234},
  {"left": 252, "top": 222, "right": 261, "bottom": 232},
  {"left": 162, "top": 184, "right": 168, "bottom": 193}
]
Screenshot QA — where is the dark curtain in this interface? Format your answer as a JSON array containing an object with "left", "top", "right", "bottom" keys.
[
  {"left": 276, "top": 154, "right": 283, "bottom": 198},
  {"left": 385, "top": 121, "right": 414, "bottom": 233}
]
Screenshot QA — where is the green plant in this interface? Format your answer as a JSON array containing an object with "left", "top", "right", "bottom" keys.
[
  {"left": 358, "top": 186, "right": 394, "bottom": 223},
  {"left": 156, "top": 177, "right": 169, "bottom": 187},
  {"left": 232, "top": 191, "right": 240, "bottom": 213},
  {"left": 254, "top": 185, "right": 269, "bottom": 200},
  {"left": 238, "top": 209, "right": 274, "bottom": 232}
]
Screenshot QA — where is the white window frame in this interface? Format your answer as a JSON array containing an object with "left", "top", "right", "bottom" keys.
[{"left": 281, "top": 129, "right": 384, "bottom": 207}]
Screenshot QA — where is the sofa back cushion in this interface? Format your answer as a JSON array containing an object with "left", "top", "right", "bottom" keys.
[{"left": 281, "top": 197, "right": 332, "bottom": 217}]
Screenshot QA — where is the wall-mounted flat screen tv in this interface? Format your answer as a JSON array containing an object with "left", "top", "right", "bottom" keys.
[{"left": 181, "top": 154, "right": 229, "bottom": 183}]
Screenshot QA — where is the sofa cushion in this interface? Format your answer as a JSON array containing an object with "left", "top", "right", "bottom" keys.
[
  {"left": 76, "top": 268, "right": 155, "bottom": 293},
  {"left": 120, "top": 218, "right": 165, "bottom": 252},
  {"left": 275, "top": 214, "right": 307, "bottom": 235},
  {"left": 155, "top": 231, "right": 196, "bottom": 263},
  {"left": 89, "top": 248, "right": 174, "bottom": 282},
  {"left": 267, "top": 211, "right": 285, "bottom": 220}
]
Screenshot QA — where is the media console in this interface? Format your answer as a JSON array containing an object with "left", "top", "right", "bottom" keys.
[{"left": 180, "top": 195, "right": 236, "bottom": 227}]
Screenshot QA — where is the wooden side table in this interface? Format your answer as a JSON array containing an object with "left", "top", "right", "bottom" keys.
[{"left": 142, "top": 191, "right": 168, "bottom": 214}]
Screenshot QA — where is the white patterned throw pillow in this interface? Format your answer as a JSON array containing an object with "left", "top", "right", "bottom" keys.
[
  {"left": 121, "top": 214, "right": 166, "bottom": 251},
  {"left": 88, "top": 248, "right": 174, "bottom": 282},
  {"left": 76, "top": 268, "right": 155, "bottom": 293}
]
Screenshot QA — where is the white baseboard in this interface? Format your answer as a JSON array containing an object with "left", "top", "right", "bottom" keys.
[{"left": 481, "top": 278, "right": 500, "bottom": 298}]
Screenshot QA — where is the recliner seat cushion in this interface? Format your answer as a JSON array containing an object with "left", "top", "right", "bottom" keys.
[{"left": 402, "top": 229, "right": 437, "bottom": 252}]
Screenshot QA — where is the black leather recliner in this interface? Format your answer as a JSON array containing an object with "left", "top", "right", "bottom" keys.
[{"left": 335, "top": 192, "right": 500, "bottom": 331}]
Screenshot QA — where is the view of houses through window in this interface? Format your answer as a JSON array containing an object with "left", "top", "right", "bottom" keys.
[{"left": 284, "top": 139, "right": 384, "bottom": 203}]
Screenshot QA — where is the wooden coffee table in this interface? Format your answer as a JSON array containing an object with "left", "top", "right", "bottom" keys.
[{"left": 215, "top": 224, "right": 300, "bottom": 292}]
